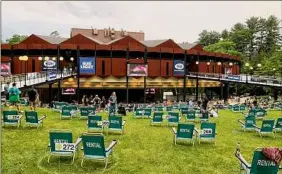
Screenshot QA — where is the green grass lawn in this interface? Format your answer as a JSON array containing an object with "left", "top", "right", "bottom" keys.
[{"left": 2, "top": 107, "right": 282, "bottom": 174}]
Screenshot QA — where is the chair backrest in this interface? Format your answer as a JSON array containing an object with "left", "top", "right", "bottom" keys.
[
  {"left": 200, "top": 122, "right": 216, "bottom": 138},
  {"left": 260, "top": 120, "right": 275, "bottom": 132},
  {"left": 233, "top": 105, "right": 240, "bottom": 111},
  {"left": 88, "top": 115, "right": 102, "bottom": 129},
  {"left": 248, "top": 110, "right": 256, "bottom": 117},
  {"left": 152, "top": 112, "right": 163, "bottom": 122},
  {"left": 256, "top": 109, "right": 266, "bottom": 117},
  {"left": 25, "top": 111, "right": 38, "bottom": 123},
  {"left": 240, "top": 104, "right": 246, "bottom": 111},
  {"left": 54, "top": 102, "right": 64, "bottom": 109},
  {"left": 61, "top": 106, "right": 72, "bottom": 116},
  {"left": 109, "top": 116, "right": 122, "bottom": 129},
  {"left": 80, "top": 107, "right": 89, "bottom": 117},
  {"left": 275, "top": 118, "right": 282, "bottom": 129},
  {"left": 87, "top": 107, "right": 96, "bottom": 116},
  {"left": 155, "top": 107, "right": 164, "bottom": 112},
  {"left": 228, "top": 105, "right": 232, "bottom": 109},
  {"left": 166, "top": 106, "right": 172, "bottom": 112},
  {"left": 245, "top": 116, "right": 256, "bottom": 128},
  {"left": 49, "top": 130, "right": 73, "bottom": 152},
  {"left": 180, "top": 108, "right": 189, "bottom": 114},
  {"left": 3, "top": 110, "right": 19, "bottom": 123},
  {"left": 250, "top": 149, "right": 279, "bottom": 174},
  {"left": 69, "top": 105, "right": 78, "bottom": 111},
  {"left": 177, "top": 123, "right": 195, "bottom": 139},
  {"left": 144, "top": 108, "right": 151, "bottom": 116},
  {"left": 20, "top": 98, "right": 26, "bottom": 105},
  {"left": 168, "top": 112, "right": 179, "bottom": 123},
  {"left": 135, "top": 108, "right": 144, "bottom": 116},
  {"left": 187, "top": 110, "right": 196, "bottom": 119},
  {"left": 81, "top": 133, "right": 106, "bottom": 157}
]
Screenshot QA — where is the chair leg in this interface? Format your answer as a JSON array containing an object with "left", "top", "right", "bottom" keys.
[
  {"left": 71, "top": 153, "right": 75, "bottom": 164},
  {"left": 81, "top": 158, "right": 85, "bottom": 167},
  {"left": 104, "top": 158, "right": 108, "bottom": 170},
  {"left": 47, "top": 154, "right": 52, "bottom": 163}
]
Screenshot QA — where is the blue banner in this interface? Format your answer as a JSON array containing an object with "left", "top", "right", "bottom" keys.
[
  {"left": 43, "top": 60, "right": 57, "bottom": 70},
  {"left": 226, "top": 75, "right": 240, "bottom": 81},
  {"left": 79, "top": 57, "right": 95, "bottom": 74},
  {"left": 48, "top": 71, "right": 56, "bottom": 80},
  {"left": 173, "top": 60, "right": 185, "bottom": 75}
]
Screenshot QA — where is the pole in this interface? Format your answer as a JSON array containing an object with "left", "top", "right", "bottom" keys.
[
  {"left": 183, "top": 50, "right": 187, "bottom": 101},
  {"left": 126, "top": 47, "right": 129, "bottom": 104},
  {"left": 144, "top": 47, "right": 147, "bottom": 104},
  {"left": 48, "top": 83, "right": 52, "bottom": 107},
  {"left": 25, "top": 61, "right": 27, "bottom": 86},
  {"left": 195, "top": 53, "right": 199, "bottom": 101},
  {"left": 77, "top": 45, "right": 80, "bottom": 103}
]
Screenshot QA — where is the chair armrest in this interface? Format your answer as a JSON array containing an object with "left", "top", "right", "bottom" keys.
[
  {"left": 106, "top": 140, "right": 117, "bottom": 152},
  {"left": 238, "top": 119, "right": 244, "bottom": 125},
  {"left": 39, "top": 115, "right": 46, "bottom": 121},
  {"left": 74, "top": 137, "right": 82, "bottom": 149},
  {"left": 252, "top": 124, "right": 260, "bottom": 129},
  {"left": 194, "top": 128, "right": 199, "bottom": 135},
  {"left": 122, "top": 120, "right": 126, "bottom": 127},
  {"left": 17, "top": 115, "right": 23, "bottom": 123},
  {"left": 235, "top": 152, "right": 251, "bottom": 169},
  {"left": 172, "top": 127, "right": 177, "bottom": 134}
]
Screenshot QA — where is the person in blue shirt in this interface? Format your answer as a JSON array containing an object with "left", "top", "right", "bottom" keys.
[{"left": 8, "top": 83, "right": 21, "bottom": 110}]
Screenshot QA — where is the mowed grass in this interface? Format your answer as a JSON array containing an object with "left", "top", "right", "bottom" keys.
[{"left": 2, "top": 107, "right": 282, "bottom": 174}]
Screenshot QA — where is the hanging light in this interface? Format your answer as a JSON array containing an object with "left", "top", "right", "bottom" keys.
[
  {"left": 59, "top": 57, "right": 64, "bottom": 61},
  {"left": 229, "top": 62, "right": 233, "bottom": 66},
  {"left": 217, "top": 62, "right": 222, "bottom": 66},
  {"left": 38, "top": 57, "right": 43, "bottom": 61},
  {"left": 44, "top": 56, "right": 49, "bottom": 61},
  {"left": 22, "top": 55, "right": 28, "bottom": 61},
  {"left": 70, "top": 57, "right": 74, "bottom": 62},
  {"left": 196, "top": 61, "right": 199, "bottom": 65},
  {"left": 207, "top": 62, "right": 210, "bottom": 65},
  {"left": 19, "top": 56, "right": 23, "bottom": 60},
  {"left": 52, "top": 57, "right": 56, "bottom": 61}
]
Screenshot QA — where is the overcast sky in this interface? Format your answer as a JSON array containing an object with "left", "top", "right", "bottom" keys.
[{"left": 2, "top": 1, "right": 281, "bottom": 43}]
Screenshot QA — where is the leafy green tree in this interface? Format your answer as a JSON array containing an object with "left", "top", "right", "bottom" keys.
[
  {"left": 203, "top": 40, "right": 242, "bottom": 57},
  {"left": 50, "top": 31, "right": 60, "bottom": 37},
  {"left": 197, "top": 30, "right": 221, "bottom": 46},
  {"left": 6, "top": 34, "right": 28, "bottom": 45}
]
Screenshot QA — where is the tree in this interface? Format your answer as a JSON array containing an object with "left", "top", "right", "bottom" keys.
[
  {"left": 50, "top": 31, "right": 60, "bottom": 37},
  {"left": 221, "top": 29, "right": 229, "bottom": 40},
  {"left": 203, "top": 40, "right": 242, "bottom": 57},
  {"left": 6, "top": 34, "right": 28, "bottom": 45},
  {"left": 197, "top": 30, "right": 221, "bottom": 46}
]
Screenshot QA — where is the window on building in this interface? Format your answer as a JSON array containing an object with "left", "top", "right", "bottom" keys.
[
  {"left": 166, "top": 62, "right": 169, "bottom": 76},
  {"left": 102, "top": 60, "right": 105, "bottom": 76}
]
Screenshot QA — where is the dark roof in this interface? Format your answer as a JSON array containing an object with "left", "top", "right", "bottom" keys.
[
  {"left": 141, "top": 39, "right": 169, "bottom": 47},
  {"left": 36, "top": 35, "right": 68, "bottom": 44}
]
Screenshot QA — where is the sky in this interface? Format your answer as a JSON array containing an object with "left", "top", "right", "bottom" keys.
[{"left": 2, "top": 1, "right": 282, "bottom": 43}]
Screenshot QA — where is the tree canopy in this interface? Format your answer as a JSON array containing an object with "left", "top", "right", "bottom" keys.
[{"left": 6, "top": 34, "right": 28, "bottom": 45}]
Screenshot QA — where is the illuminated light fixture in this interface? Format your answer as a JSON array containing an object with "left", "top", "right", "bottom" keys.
[
  {"left": 257, "top": 63, "right": 261, "bottom": 67},
  {"left": 217, "top": 62, "right": 222, "bottom": 66},
  {"left": 207, "top": 62, "right": 210, "bottom": 65},
  {"left": 70, "top": 57, "right": 74, "bottom": 61},
  {"left": 59, "top": 57, "right": 64, "bottom": 61},
  {"left": 229, "top": 62, "right": 233, "bottom": 66},
  {"left": 19, "top": 55, "right": 28, "bottom": 61},
  {"left": 52, "top": 57, "right": 56, "bottom": 61},
  {"left": 44, "top": 56, "right": 49, "bottom": 61},
  {"left": 196, "top": 61, "right": 199, "bottom": 65},
  {"left": 38, "top": 57, "right": 43, "bottom": 61},
  {"left": 19, "top": 56, "right": 23, "bottom": 60},
  {"left": 245, "top": 63, "right": 249, "bottom": 67}
]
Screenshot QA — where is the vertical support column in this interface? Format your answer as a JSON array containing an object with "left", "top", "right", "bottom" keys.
[
  {"left": 220, "top": 82, "right": 224, "bottom": 100},
  {"left": 48, "top": 83, "right": 52, "bottom": 107},
  {"left": 273, "top": 88, "right": 278, "bottom": 101},
  {"left": 76, "top": 45, "right": 80, "bottom": 103},
  {"left": 10, "top": 45, "right": 14, "bottom": 75},
  {"left": 223, "top": 82, "right": 229, "bottom": 102},
  {"left": 144, "top": 47, "right": 147, "bottom": 104},
  {"left": 160, "top": 48, "right": 162, "bottom": 102},
  {"left": 126, "top": 47, "right": 129, "bottom": 104},
  {"left": 57, "top": 45, "right": 61, "bottom": 101},
  {"left": 195, "top": 53, "right": 199, "bottom": 101},
  {"left": 183, "top": 50, "right": 187, "bottom": 101}
]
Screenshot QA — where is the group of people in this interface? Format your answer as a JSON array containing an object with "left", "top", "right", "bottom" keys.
[
  {"left": 81, "top": 92, "right": 118, "bottom": 113},
  {"left": 3, "top": 82, "right": 39, "bottom": 111}
]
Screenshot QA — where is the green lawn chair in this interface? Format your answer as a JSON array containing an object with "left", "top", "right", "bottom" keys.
[
  {"left": 48, "top": 129, "right": 82, "bottom": 164},
  {"left": 144, "top": 108, "right": 152, "bottom": 118},
  {"left": 238, "top": 116, "right": 256, "bottom": 131},
  {"left": 53, "top": 102, "right": 65, "bottom": 112},
  {"left": 232, "top": 104, "right": 240, "bottom": 112},
  {"left": 88, "top": 115, "right": 103, "bottom": 132},
  {"left": 235, "top": 146, "right": 279, "bottom": 174},
  {"left": 19, "top": 98, "right": 28, "bottom": 106},
  {"left": 108, "top": 116, "right": 126, "bottom": 134},
  {"left": 228, "top": 105, "right": 232, "bottom": 110},
  {"left": 195, "top": 122, "right": 216, "bottom": 145},
  {"left": 167, "top": 112, "right": 180, "bottom": 126},
  {"left": 239, "top": 104, "right": 246, "bottom": 112},
  {"left": 80, "top": 107, "right": 96, "bottom": 119},
  {"left": 274, "top": 118, "right": 282, "bottom": 132},
  {"left": 24, "top": 111, "right": 46, "bottom": 128},
  {"left": 155, "top": 106, "right": 164, "bottom": 112},
  {"left": 254, "top": 120, "right": 275, "bottom": 138},
  {"left": 186, "top": 110, "right": 196, "bottom": 122},
  {"left": 200, "top": 112, "right": 209, "bottom": 122},
  {"left": 60, "top": 106, "right": 74, "bottom": 120},
  {"left": 255, "top": 108, "right": 267, "bottom": 120},
  {"left": 150, "top": 112, "right": 163, "bottom": 125},
  {"left": 172, "top": 123, "right": 196, "bottom": 146},
  {"left": 69, "top": 104, "right": 79, "bottom": 116},
  {"left": 180, "top": 108, "right": 189, "bottom": 116},
  {"left": 134, "top": 108, "right": 144, "bottom": 118},
  {"left": 166, "top": 106, "right": 172, "bottom": 112},
  {"left": 2, "top": 110, "right": 23, "bottom": 128},
  {"left": 80, "top": 133, "right": 117, "bottom": 169}
]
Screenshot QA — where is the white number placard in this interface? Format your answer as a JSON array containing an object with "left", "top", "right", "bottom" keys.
[
  {"left": 202, "top": 129, "right": 212, "bottom": 135},
  {"left": 55, "top": 143, "right": 76, "bottom": 151},
  {"left": 7, "top": 115, "right": 19, "bottom": 120}
]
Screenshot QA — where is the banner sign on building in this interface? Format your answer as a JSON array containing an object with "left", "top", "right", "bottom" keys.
[
  {"left": 79, "top": 57, "right": 95, "bottom": 74},
  {"left": 225, "top": 68, "right": 232, "bottom": 75},
  {"left": 1, "top": 62, "right": 11, "bottom": 76},
  {"left": 48, "top": 71, "right": 57, "bottom": 80},
  {"left": 127, "top": 64, "right": 148, "bottom": 76},
  {"left": 173, "top": 60, "right": 185, "bottom": 75},
  {"left": 226, "top": 75, "right": 240, "bottom": 81},
  {"left": 62, "top": 88, "right": 76, "bottom": 95},
  {"left": 43, "top": 60, "right": 57, "bottom": 70}
]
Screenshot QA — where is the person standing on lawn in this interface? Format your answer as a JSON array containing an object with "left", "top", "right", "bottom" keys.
[
  {"left": 108, "top": 92, "right": 117, "bottom": 114},
  {"left": 201, "top": 93, "right": 209, "bottom": 119},
  {"left": 8, "top": 83, "right": 21, "bottom": 111},
  {"left": 27, "top": 86, "right": 38, "bottom": 111},
  {"left": 3, "top": 82, "right": 10, "bottom": 105}
]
